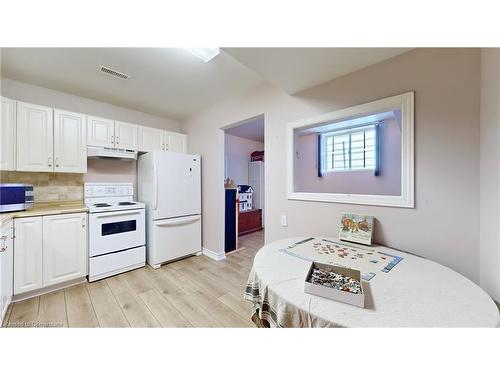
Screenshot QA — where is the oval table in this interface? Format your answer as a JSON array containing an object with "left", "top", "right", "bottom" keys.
[{"left": 244, "top": 237, "right": 500, "bottom": 327}]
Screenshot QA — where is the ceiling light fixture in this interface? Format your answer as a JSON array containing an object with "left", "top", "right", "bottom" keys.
[{"left": 184, "top": 48, "right": 221, "bottom": 62}]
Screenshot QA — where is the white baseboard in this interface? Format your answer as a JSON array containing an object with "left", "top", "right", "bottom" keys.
[{"left": 202, "top": 247, "right": 226, "bottom": 261}]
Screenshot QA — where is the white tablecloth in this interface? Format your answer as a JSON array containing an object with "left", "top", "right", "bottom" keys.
[{"left": 244, "top": 237, "right": 500, "bottom": 328}]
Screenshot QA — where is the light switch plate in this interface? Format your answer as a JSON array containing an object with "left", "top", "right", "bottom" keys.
[{"left": 280, "top": 215, "right": 288, "bottom": 227}]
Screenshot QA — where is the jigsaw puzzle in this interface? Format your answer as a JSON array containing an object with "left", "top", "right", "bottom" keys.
[{"left": 279, "top": 237, "right": 403, "bottom": 280}]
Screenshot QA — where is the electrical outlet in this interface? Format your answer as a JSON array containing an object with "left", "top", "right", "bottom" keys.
[{"left": 280, "top": 215, "right": 288, "bottom": 227}]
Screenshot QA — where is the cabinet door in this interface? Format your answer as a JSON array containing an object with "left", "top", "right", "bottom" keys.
[
  {"left": 14, "top": 217, "right": 43, "bottom": 294},
  {"left": 137, "top": 126, "right": 165, "bottom": 152},
  {"left": 166, "top": 132, "right": 187, "bottom": 153},
  {"left": 54, "top": 109, "right": 87, "bottom": 173},
  {"left": 115, "top": 121, "right": 138, "bottom": 150},
  {"left": 87, "top": 116, "right": 114, "bottom": 148},
  {"left": 43, "top": 213, "right": 87, "bottom": 287},
  {"left": 0, "top": 220, "right": 14, "bottom": 324},
  {"left": 16, "top": 101, "right": 54, "bottom": 172},
  {"left": 0, "top": 97, "right": 16, "bottom": 171}
]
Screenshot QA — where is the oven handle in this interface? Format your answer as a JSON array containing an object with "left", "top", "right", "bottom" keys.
[
  {"left": 94, "top": 209, "right": 144, "bottom": 218},
  {"left": 155, "top": 216, "right": 200, "bottom": 227}
]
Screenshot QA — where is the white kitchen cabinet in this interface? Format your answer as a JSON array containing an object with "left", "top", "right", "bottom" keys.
[
  {"left": 115, "top": 121, "right": 138, "bottom": 150},
  {"left": 138, "top": 126, "right": 165, "bottom": 152},
  {"left": 13, "top": 213, "right": 87, "bottom": 296},
  {"left": 0, "top": 220, "right": 14, "bottom": 325},
  {"left": 14, "top": 216, "right": 43, "bottom": 294},
  {"left": 42, "top": 213, "right": 87, "bottom": 287},
  {"left": 166, "top": 131, "right": 187, "bottom": 153},
  {"left": 0, "top": 97, "right": 16, "bottom": 171},
  {"left": 16, "top": 101, "right": 54, "bottom": 172},
  {"left": 54, "top": 109, "right": 87, "bottom": 173},
  {"left": 87, "top": 116, "right": 114, "bottom": 148}
]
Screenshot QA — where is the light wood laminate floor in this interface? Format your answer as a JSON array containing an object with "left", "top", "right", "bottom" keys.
[{"left": 2, "top": 230, "right": 264, "bottom": 328}]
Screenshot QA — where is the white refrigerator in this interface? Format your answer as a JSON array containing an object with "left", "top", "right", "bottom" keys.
[{"left": 138, "top": 151, "right": 201, "bottom": 268}]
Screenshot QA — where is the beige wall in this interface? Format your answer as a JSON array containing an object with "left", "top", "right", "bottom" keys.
[
  {"left": 479, "top": 49, "right": 500, "bottom": 301},
  {"left": 1, "top": 77, "right": 181, "bottom": 197},
  {"left": 182, "top": 48, "right": 482, "bottom": 283},
  {"left": 225, "top": 133, "right": 264, "bottom": 186}
]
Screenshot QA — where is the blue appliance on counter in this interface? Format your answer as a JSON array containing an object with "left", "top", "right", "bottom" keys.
[{"left": 0, "top": 184, "right": 34, "bottom": 212}]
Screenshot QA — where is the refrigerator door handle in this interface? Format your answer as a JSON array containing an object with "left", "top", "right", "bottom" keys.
[
  {"left": 153, "top": 162, "right": 158, "bottom": 210},
  {"left": 155, "top": 216, "right": 200, "bottom": 227}
]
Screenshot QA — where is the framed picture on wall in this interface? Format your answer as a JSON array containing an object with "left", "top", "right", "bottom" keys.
[{"left": 339, "top": 213, "right": 374, "bottom": 245}]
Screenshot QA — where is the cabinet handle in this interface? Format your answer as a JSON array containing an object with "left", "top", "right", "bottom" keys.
[
  {"left": 82, "top": 217, "right": 86, "bottom": 228},
  {"left": 55, "top": 157, "right": 60, "bottom": 168},
  {"left": 0, "top": 235, "right": 6, "bottom": 252},
  {"left": 48, "top": 157, "right": 52, "bottom": 167},
  {"left": 116, "top": 136, "right": 119, "bottom": 144}
]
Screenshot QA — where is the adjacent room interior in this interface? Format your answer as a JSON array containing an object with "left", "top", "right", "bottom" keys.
[{"left": 223, "top": 115, "right": 265, "bottom": 255}]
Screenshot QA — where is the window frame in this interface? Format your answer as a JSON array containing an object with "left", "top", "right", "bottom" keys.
[
  {"left": 287, "top": 92, "right": 414, "bottom": 208},
  {"left": 320, "top": 124, "right": 378, "bottom": 174}
]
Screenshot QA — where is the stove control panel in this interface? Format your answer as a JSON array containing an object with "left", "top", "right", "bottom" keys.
[{"left": 85, "top": 183, "right": 134, "bottom": 198}]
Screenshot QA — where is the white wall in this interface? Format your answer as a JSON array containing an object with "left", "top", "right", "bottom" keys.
[
  {"left": 183, "top": 48, "right": 482, "bottom": 283},
  {"left": 224, "top": 133, "right": 264, "bottom": 186},
  {"left": 479, "top": 49, "right": 500, "bottom": 301},
  {"left": 0, "top": 78, "right": 181, "bottom": 132}
]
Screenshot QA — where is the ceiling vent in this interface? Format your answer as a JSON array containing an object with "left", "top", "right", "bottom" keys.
[{"left": 98, "top": 65, "right": 130, "bottom": 80}]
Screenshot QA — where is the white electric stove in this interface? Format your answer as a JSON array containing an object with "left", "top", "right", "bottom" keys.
[{"left": 85, "top": 183, "right": 146, "bottom": 282}]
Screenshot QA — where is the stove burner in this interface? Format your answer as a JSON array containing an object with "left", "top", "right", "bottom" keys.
[
  {"left": 94, "top": 203, "right": 111, "bottom": 207},
  {"left": 118, "top": 202, "right": 135, "bottom": 206}
]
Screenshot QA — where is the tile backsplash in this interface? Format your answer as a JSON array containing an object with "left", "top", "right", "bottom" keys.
[{"left": 0, "top": 171, "right": 84, "bottom": 202}]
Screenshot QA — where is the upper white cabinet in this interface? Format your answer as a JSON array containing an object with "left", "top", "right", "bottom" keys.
[
  {"left": 0, "top": 97, "right": 16, "bottom": 171},
  {"left": 87, "top": 116, "right": 114, "bottom": 148},
  {"left": 42, "top": 213, "right": 87, "bottom": 287},
  {"left": 2, "top": 97, "right": 189, "bottom": 173},
  {"left": 88, "top": 117, "right": 138, "bottom": 151},
  {"left": 54, "top": 109, "right": 87, "bottom": 173},
  {"left": 138, "top": 126, "right": 187, "bottom": 153},
  {"left": 14, "top": 216, "right": 43, "bottom": 294},
  {"left": 115, "top": 121, "right": 138, "bottom": 150},
  {"left": 166, "top": 131, "right": 187, "bottom": 153},
  {"left": 16, "top": 101, "right": 54, "bottom": 172},
  {"left": 138, "top": 126, "right": 165, "bottom": 152}
]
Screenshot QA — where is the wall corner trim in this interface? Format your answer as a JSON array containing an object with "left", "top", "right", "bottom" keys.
[{"left": 202, "top": 247, "right": 226, "bottom": 261}]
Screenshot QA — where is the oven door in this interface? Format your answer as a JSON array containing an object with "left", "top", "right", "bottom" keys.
[{"left": 89, "top": 209, "right": 145, "bottom": 257}]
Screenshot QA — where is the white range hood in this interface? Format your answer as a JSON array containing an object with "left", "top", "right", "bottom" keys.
[{"left": 87, "top": 146, "right": 137, "bottom": 160}]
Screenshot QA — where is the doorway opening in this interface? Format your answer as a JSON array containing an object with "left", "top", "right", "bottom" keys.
[{"left": 222, "top": 114, "right": 265, "bottom": 254}]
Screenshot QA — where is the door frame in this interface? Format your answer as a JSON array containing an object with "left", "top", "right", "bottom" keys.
[{"left": 220, "top": 114, "right": 265, "bottom": 255}]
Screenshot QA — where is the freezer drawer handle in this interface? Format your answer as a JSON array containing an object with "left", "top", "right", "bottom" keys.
[
  {"left": 95, "top": 209, "right": 144, "bottom": 218},
  {"left": 155, "top": 216, "right": 200, "bottom": 226}
]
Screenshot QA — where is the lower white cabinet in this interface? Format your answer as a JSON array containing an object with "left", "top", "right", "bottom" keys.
[
  {"left": 43, "top": 213, "right": 87, "bottom": 287},
  {"left": 14, "top": 212, "right": 87, "bottom": 295},
  {"left": 13, "top": 216, "right": 43, "bottom": 294},
  {"left": 0, "top": 220, "right": 14, "bottom": 325}
]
